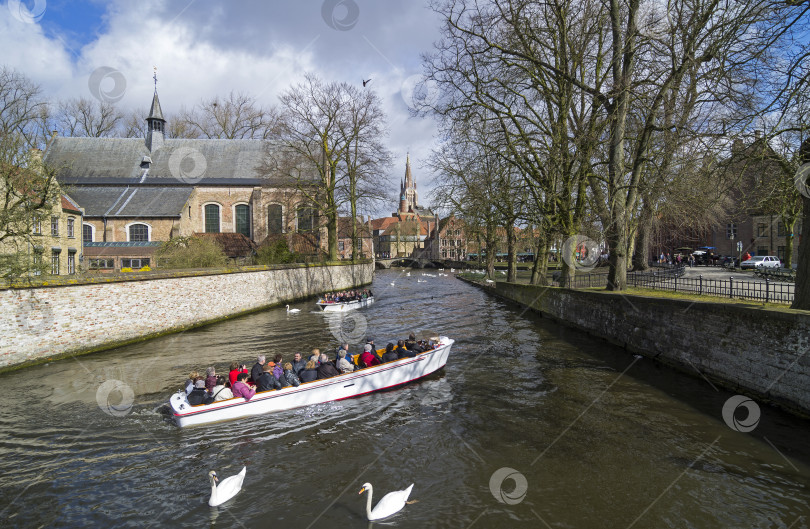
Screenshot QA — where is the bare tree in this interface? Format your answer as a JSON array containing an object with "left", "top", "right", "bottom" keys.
[
  {"left": 274, "top": 74, "right": 391, "bottom": 261},
  {"left": 429, "top": 115, "right": 526, "bottom": 279},
  {"left": 0, "top": 68, "right": 59, "bottom": 279},
  {"left": 51, "top": 97, "right": 123, "bottom": 137},
  {"left": 338, "top": 88, "right": 393, "bottom": 260},
  {"left": 177, "top": 91, "right": 278, "bottom": 139},
  {"left": 425, "top": 0, "right": 605, "bottom": 285},
  {"left": 427, "top": 0, "right": 808, "bottom": 291}
]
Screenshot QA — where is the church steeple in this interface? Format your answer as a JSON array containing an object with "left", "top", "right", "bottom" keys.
[
  {"left": 400, "top": 154, "right": 418, "bottom": 214},
  {"left": 404, "top": 153, "right": 413, "bottom": 188},
  {"left": 145, "top": 68, "right": 165, "bottom": 152}
]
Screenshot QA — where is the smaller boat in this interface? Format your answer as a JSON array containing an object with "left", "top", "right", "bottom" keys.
[{"left": 316, "top": 296, "right": 374, "bottom": 312}]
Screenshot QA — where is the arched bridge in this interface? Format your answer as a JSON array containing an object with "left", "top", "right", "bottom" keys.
[{"left": 374, "top": 258, "right": 470, "bottom": 270}]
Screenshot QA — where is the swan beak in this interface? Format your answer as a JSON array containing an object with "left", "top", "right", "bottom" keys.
[{"left": 358, "top": 487, "right": 366, "bottom": 494}]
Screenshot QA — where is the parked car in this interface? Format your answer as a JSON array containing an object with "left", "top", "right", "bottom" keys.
[{"left": 740, "top": 255, "right": 781, "bottom": 270}]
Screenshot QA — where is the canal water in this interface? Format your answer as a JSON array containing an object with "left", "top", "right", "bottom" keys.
[{"left": 1, "top": 269, "right": 809, "bottom": 528}]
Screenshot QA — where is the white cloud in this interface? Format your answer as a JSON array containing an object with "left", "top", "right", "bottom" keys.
[{"left": 2, "top": 0, "right": 445, "bottom": 208}]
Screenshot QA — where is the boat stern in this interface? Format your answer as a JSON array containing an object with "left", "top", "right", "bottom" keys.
[{"left": 169, "top": 391, "right": 191, "bottom": 422}]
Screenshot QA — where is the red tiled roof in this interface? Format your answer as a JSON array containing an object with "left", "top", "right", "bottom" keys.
[
  {"left": 370, "top": 215, "right": 434, "bottom": 236},
  {"left": 61, "top": 194, "right": 83, "bottom": 214}
]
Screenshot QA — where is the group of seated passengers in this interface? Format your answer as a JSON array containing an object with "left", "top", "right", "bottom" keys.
[
  {"left": 321, "top": 289, "right": 373, "bottom": 303},
  {"left": 183, "top": 335, "right": 434, "bottom": 405}
]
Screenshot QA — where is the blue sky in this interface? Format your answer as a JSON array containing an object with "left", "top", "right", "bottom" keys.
[
  {"left": 37, "top": 0, "right": 107, "bottom": 55},
  {"left": 2, "top": 0, "right": 445, "bottom": 212}
]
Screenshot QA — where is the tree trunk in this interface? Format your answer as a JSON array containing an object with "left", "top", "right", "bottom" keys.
[
  {"left": 485, "top": 224, "right": 497, "bottom": 279},
  {"left": 783, "top": 217, "right": 796, "bottom": 270},
  {"left": 327, "top": 212, "right": 338, "bottom": 261},
  {"left": 558, "top": 231, "right": 577, "bottom": 286},
  {"left": 506, "top": 221, "right": 517, "bottom": 282},
  {"left": 792, "top": 196, "right": 810, "bottom": 309},
  {"left": 606, "top": 220, "right": 628, "bottom": 291},
  {"left": 531, "top": 233, "right": 549, "bottom": 286},
  {"left": 632, "top": 211, "right": 652, "bottom": 271},
  {"left": 792, "top": 141, "right": 810, "bottom": 310}
]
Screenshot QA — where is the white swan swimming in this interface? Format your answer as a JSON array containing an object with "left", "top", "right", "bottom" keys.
[
  {"left": 406, "top": 272, "right": 411, "bottom": 276},
  {"left": 286, "top": 305, "right": 301, "bottom": 313},
  {"left": 208, "top": 466, "right": 246, "bottom": 507},
  {"left": 359, "top": 482, "right": 414, "bottom": 521}
]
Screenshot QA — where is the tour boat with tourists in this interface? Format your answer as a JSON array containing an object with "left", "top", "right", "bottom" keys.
[
  {"left": 169, "top": 336, "right": 454, "bottom": 427},
  {"left": 316, "top": 295, "right": 375, "bottom": 312}
]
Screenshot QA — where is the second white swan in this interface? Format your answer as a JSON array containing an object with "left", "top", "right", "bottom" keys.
[{"left": 358, "top": 482, "right": 414, "bottom": 521}]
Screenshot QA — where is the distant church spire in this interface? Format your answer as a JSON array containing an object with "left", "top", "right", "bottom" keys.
[
  {"left": 146, "top": 67, "right": 165, "bottom": 152},
  {"left": 404, "top": 152, "right": 413, "bottom": 188},
  {"left": 399, "top": 154, "right": 418, "bottom": 214}
]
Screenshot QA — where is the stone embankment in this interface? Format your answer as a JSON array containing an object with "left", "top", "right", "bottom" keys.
[
  {"left": 1, "top": 262, "right": 373, "bottom": 372},
  {"left": 466, "top": 278, "right": 810, "bottom": 417}
]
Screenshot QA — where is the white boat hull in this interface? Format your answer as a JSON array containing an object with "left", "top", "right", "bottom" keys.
[
  {"left": 169, "top": 337, "right": 454, "bottom": 427},
  {"left": 316, "top": 297, "right": 374, "bottom": 312}
]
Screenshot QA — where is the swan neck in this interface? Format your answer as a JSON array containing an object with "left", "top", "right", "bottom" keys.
[
  {"left": 210, "top": 477, "right": 217, "bottom": 504},
  {"left": 365, "top": 485, "right": 374, "bottom": 518}
]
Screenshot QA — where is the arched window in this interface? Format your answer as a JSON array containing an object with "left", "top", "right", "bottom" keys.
[
  {"left": 297, "top": 205, "right": 316, "bottom": 234},
  {"left": 268, "top": 204, "right": 283, "bottom": 235},
  {"left": 204, "top": 204, "right": 220, "bottom": 233},
  {"left": 82, "top": 223, "right": 94, "bottom": 243},
  {"left": 235, "top": 204, "right": 251, "bottom": 238},
  {"left": 128, "top": 223, "right": 150, "bottom": 242}
]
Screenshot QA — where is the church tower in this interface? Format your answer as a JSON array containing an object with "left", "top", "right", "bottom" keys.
[
  {"left": 145, "top": 71, "right": 166, "bottom": 153},
  {"left": 399, "top": 178, "right": 408, "bottom": 214},
  {"left": 401, "top": 154, "right": 418, "bottom": 213}
]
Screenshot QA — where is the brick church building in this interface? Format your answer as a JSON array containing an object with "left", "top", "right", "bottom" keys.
[{"left": 44, "top": 87, "right": 318, "bottom": 271}]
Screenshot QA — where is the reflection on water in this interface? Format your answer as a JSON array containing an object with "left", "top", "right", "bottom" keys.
[{"left": 0, "top": 269, "right": 808, "bottom": 528}]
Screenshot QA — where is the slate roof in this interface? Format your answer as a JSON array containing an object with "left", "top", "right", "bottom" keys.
[
  {"left": 65, "top": 186, "right": 192, "bottom": 217},
  {"left": 148, "top": 92, "right": 165, "bottom": 122},
  {"left": 44, "top": 136, "right": 310, "bottom": 186}
]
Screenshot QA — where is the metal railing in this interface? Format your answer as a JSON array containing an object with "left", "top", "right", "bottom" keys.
[{"left": 560, "top": 266, "right": 795, "bottom": 304}]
